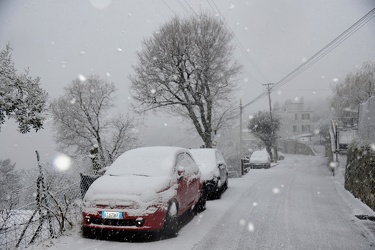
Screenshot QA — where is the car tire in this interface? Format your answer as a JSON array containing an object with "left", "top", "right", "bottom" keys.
[
  {"left": 222, "top": 178, "right": 228, "bottom": 192},
  {"left": 162, "top": 202, "right": 179, "bottom": 237},
  {"left": 195, "top": 187, "right": 207, "bottom": 214},
  {"left": 213, "top": 180, "right": 222, "bottom": 199}
]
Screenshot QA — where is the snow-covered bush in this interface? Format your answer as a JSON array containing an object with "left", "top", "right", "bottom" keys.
[{"left": 345, "top": 140, "right": 375, "bottom": 211}]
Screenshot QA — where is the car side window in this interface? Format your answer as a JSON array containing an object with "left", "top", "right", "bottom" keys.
[
  {"left": 176, "top": 153, "right": 193, "bottom": 178},
  {"left": 185, "top": 153, "right": 199, "bottom": 173}
]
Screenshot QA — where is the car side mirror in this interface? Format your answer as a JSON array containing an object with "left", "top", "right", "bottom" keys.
[{"left": 177, "top": 166, "right": 185, "bottom": 180}]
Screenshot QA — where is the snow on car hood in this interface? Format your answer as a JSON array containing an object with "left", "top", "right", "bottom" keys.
[{"left": 84, "top": 174, "right": 176, "bottom": 205}]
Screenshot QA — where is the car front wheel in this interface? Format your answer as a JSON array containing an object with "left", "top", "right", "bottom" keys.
[
  {"left": 195, "top": 186, "right": 207, "bottom": 214},
  {"left": 162, "top": 202, "right": 179, "bottom": 237}
]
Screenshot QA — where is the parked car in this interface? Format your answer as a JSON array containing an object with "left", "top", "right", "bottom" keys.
[
  {"left": 278, "top": 151, "right": 285, "bottom": 160},
  {"left": 82, "top": 146, "right": 205, "bottom": 237},
  {"left": 189, "top": 148, "right": 228, "bottom": 199},
  {"left": 249, "top": 150, "right": 271, "bottom": 169}
]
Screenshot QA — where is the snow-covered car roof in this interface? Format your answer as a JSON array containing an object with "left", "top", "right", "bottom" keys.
[{"left": 105, "top": 146, "right": 187, "bottom": 177}]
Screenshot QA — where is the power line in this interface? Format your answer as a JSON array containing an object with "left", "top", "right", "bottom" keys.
[
  {"left": 206, "top": 0, "right": 267, "bottom": 85},
  {"left": 183, "top": 0, "right": 198, "bottom": 16},
  {"left": 161, "top": 0, "right": 177, "bottom": 16},
  {"left": 242, "top": 7, "right": 375, "bottom": 111},
  {"left": 271, "top": 8, "right": 375, "bottom": 93}
]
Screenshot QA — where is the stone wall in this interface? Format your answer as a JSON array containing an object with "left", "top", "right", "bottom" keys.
[
  {"left": 279, "top": 139, "right": 316, "bottom": 156},
  {"left": 345, "top": 142, "right": 375, "bottom": 212}
]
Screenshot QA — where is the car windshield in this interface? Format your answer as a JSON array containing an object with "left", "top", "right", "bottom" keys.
[
  {"left": 251, "top": 151, "right": 268, "bottom": 159},
  {"left": 105, "top": 147, "right": 177, "bottom": 177}
]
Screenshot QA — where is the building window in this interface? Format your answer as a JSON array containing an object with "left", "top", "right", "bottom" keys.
[
  {"left": 293, "top": 125, "right": 297, "bottom": 132},
  {"left": 295, "top": 114, "right": 298, "bottom": 120},
  {"left": 302, "top": 113, "right": 310, "bottom": 120},
  {"left": 301, "top": 125, "right": 311, "bottom": 132}
]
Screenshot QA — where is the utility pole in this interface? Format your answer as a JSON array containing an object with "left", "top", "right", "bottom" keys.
[
  {"left": 263, "top": 83, "right": 277, "bottom": 163},
  {"left": 239, "top": 99, "right": 243, "bottom": 175}
]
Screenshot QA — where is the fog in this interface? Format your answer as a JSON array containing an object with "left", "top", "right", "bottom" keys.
[{"left": 1, "top": 0, "right": 375, "bottom": 169}]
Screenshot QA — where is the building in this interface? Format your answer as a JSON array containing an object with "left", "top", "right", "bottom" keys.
[{"left": 274, "top": 97, "right": 314, "bottom": 139}]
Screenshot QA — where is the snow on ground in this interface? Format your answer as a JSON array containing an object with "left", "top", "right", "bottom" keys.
[{"left": 29, "top": 148, "right": 375, "bottom": 250}]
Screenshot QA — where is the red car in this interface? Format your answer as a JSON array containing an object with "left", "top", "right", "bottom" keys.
[{"left": 82, "top": 146, "right": 205, "bottom": 237}]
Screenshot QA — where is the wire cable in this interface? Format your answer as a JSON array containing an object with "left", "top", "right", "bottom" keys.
[
  {"left": 242, "top": 7, "right": 375, "bottom": 111},
  {"left": 206, "top": 0, "right": 267, "bottom": 85}
]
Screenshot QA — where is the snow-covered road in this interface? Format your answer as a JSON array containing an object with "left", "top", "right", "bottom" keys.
[{"left": 33, "top": 152, "right": 375, "bottom": 250}]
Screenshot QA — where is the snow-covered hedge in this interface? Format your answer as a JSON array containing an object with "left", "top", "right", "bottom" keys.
[
  {"left": 345, "top": 141, "right": 375, "bottom": 212},
  {"left": 358, "top": 96, "right": 375, "bottom": 143}
]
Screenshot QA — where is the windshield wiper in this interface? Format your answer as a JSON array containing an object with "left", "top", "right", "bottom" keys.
[{"left": 132, "top": 174, "right": 150, "bottom": 177}]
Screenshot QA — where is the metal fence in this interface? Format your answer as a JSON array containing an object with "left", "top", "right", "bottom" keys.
[{"left": 0, "top": 153, "right": 96, "bottom": 249}]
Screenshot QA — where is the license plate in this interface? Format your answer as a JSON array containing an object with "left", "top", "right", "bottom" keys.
[{"left": 102, "top": 211, "right": 122, "bottom": 219}]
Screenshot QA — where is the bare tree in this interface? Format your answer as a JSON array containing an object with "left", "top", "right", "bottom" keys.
[
  {"left": 0, "top": 44, "right": 48, "bottom": 133},
  {"left": 130, "top": 14, "right": 242, "bottom": 148},
  {"left": 331, "top": 61, "right": 375, "bottom": 122},
  {"left": 50, "top": 75, "right": 139, "bottom": 170}
]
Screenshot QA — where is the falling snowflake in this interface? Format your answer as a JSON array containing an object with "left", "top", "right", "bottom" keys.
[
  {"left": 329, "top": 162, "right": 338, "bottom": 168},
  {"left": 252, "top": 202, "right": 258, "bottom": 207},
  {"left": 371, "top": 144, "right": 375, "bottom": 151},
  {"left": 70, "top": 98, "right": 76, "bottom": 104},
  {"left": 332, "top": 78, "right": 339, "bottom": 82},
  {"left": 164, "top": 123, "right": 168, "bottom": 126},
  {"left": 106, "top": 72, "right": 111, "bottom": 77},
  {"left": 78, "top": 74, "right": 86, "bottom": 82},
  {"left": 272, "top": 188, "right": 280, "bottom": 194},
  {"left": 80, "top": 51, "right": 86, "bottom": 55},
  {"left": 229, "top": 3, "right": 235, "bottom": 9},
  {"left": 89, "top": 0, "right": 112, "bottom": 9},
  {"left": 239, "top": 219, "right": 246, "bottom": 226},
  {"left": 248, "top": 222, "right": 255, "bottom": 232},
  {"left": 301, "top": 57, "right": 307, "bottom": 63},
  {"left": 53, "top": 153, "right": 72, "bottom": 171},
  {"left": 117, "top": 48, "right": 122, "bottom": 52}
]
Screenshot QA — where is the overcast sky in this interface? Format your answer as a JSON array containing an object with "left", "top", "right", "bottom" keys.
[{"left": 1, "top": 0, "right": 375, "bottom": 170}]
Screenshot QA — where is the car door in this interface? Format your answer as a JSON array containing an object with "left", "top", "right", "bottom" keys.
[
  {"left": 175, "top": 153, "right": 191, "bottom": 212},
  {"left": 184, "top": 152, "right": 201, "bottom": 205}
]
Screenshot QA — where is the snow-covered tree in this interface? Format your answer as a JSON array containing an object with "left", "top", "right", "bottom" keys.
[
  {"left": 0, "top": 44, "right": 48, "bottom": 133},
  {"left": 0, "top": 158, "right": 21, "bottom": 221},
  {"left": 331, "top": 61, "right": 375, "bottom": 121},
  {"left": 130, "top": 13, "right": 242, "bottom": 148},
  {"left": 248, "top": 111, "right": 280, "bottom": 162},
  {"left": 50, "top": 75, "right": 139, "bottom": 171}
]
